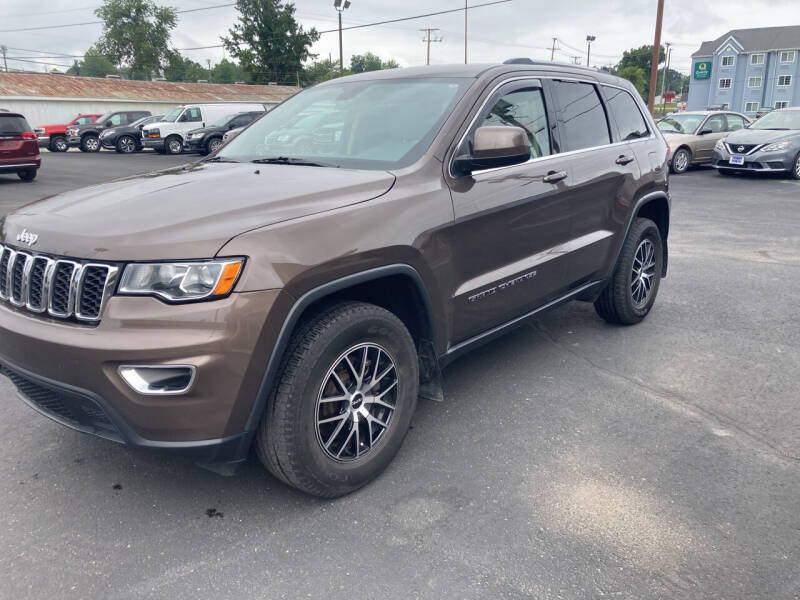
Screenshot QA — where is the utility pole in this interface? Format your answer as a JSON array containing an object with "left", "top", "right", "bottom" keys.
[
  {"left": 420, "top": 28, "right": 442, "bottom": 66},
  {"left": 647, "top": 0, "right": 665, "bottom": 113},
  {"left": 660, "top": 43, "right": 672, "bottom": 113},
  {"left": 333, "top": 0, "right": 351, "bottom": 73},
  {"left": 586, "top": 35, "right": 596, "bottom": 68},
  {"left": 550, "top": 38, "right": 557, "bottom": 61},
  {"left": 464, "top": 0, "right": 468, "bottom": 64},
  {"left": 1, "top": 45, "right": 7, "bottom": 73}
]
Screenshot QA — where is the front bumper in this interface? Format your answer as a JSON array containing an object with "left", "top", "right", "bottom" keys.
[
  {"left": 183, "top": 138, "right": 205, "bottom": 152},
  {"left": 712, "top": 147, "right": 796, "bottom": 172},
  {"left": 142, "top": 138, "right": 165, "bottom": 150},
  {"left": 0, "top": 289, "right": 287, "bottom": 461}
]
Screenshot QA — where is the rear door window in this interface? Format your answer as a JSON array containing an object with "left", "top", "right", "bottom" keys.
[
  {"left": 601, "top": 86, "right": 649, "bottom": 141},
  {"left": 550, "top": 80, "right": 611, "bottom": 151},
  {"left": 725, "top": 114, "right": 747, "bottom": 131},
  {"left": 703, "top": 114, "right": 726, "bottom": 133},
  {"left": 0, "top": 115, "right": 31, "bottom": 135},
  {"left": 477, "top": 86, "right": 551, "bottom": 159}
]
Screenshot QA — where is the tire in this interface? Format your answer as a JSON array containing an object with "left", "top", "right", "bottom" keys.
[
  {"left": 256, "top": 301, "right": 419, "bottom": 498},
  {"left": 164, "top": 136, "right": 183, "bottom": 155},
  {"left": 594, "top": 217, "right": 663, "bottom": 325},
  {"left": 206, "top": 137, "right": 223, "bottom": 154},
  {"left": 48, "top": 136, "right": 68, "bottom": 152},
  {"left": 670, "top": 147, "right": 691, "bottom": 174},
  {"left": 116, "top": 135, "right": 137, "bottom": 154},
  {"left": 791, "top": 153, "right": 800, "bottom": 181},
  {"left": 17, "top": 169, "right": 36, "bottom": 182},
  {"left": 80, "top": 135, "right": 100, "bottom": 152}
]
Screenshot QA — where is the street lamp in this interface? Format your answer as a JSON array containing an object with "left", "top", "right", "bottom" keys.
[
  {"left": 586, "top": 35, "right": 596, "bottom": 68},
  {"left": 334, "top": 0, "right": 351, "bottom": 73}
]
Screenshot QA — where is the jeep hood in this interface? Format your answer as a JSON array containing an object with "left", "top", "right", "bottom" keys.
[{"left": 1, "top": 162, "right": 396, "bottom": 261}]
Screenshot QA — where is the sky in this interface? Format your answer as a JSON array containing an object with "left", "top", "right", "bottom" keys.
[{"left": 1, "top": 0, "right": 799, "bottom": 77}]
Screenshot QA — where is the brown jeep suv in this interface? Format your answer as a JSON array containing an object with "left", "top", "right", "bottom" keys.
[{"left": 0, "top": 61, "right": 669, "bottom": 497}]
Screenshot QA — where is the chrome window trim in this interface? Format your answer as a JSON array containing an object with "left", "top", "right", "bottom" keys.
[{"left": 447, "top": 75, "right": 655, "bottom": 179}]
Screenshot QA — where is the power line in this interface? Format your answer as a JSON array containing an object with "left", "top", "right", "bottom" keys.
[{"left": 0, "top": 2, "right": 238, "bottom": 34}]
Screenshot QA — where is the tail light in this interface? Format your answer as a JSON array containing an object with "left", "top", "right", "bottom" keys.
[{"left": 21, "top": 131, "right": 37, "bottom": 140}]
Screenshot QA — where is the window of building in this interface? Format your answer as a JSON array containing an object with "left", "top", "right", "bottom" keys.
[
  {"left": 747, "top": 77, "right": 762, "bottom": 88},
  {"left": 550, "top": 80, "right": 610, "bottom": 151},
  {"left": 718, "top": 78, "right": 732, "bottom": 89},
  {"left": 780, "top": 51, "right": 796, "bottom": 63},
  {"left": 775, "top": 101, "right": 789, "bottom": 109},
  {"left": 479, "top": 87, "right": 551, "bottom": 159},
  {"left": 601, "top": 86, "right": 649, "bottom": 141},
  {"left": 777, "top": 75, "right": 793, "bottom": 87},
  {"left": 721, "top": 55, "right": 735, "bottom": 67},
  {"left": 750, "top": 53, "right": 765, "bottom": 65},
  {"left": 744, "top": 102, "right": 759, "bottom": 113}
]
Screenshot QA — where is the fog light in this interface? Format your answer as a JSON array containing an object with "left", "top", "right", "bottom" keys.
[{"left": 118, "top": 365, "right": 196, "bottom": 395}]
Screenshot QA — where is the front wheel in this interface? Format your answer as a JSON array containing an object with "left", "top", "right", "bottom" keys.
[
  {"left": 256, "top": 301, "right": 419, "bottom": 497},
  {"left": 670, "top": 148, "right": 691, "bottom": 174},
  {"left": 116, "top": 135, "right": 137, "bottom": 154},
  {"left": 48, "top": 136, "right": 68, "bottom": 152},
  {"left": 791, "top": 153, "right": 800, "bottom": 180},
  {"left": 80, "top": 135, "right": 100, "bottom": 152},
  {"left": 164, "top": 136, "right": 183, "bottom": 155},
  {"left": 595, "top": 217, "right": 663, "bottom": 325}
]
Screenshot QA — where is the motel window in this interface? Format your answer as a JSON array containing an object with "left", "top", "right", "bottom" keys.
[
  {"left": 780, "top": 51, "right": 796, "bottom": 63},
  {"left": 775, "top": 101, "right": 789, "bottom": 109},
  {"left": 750, "top": 54, "right": 765, "bottom": 65},
  {"left": 777, "top": 75, "right": 792, "bottom": 87},
  {"left": 748, "top": 77, "right": 762, "bottom": 87},
  {"left": 744, "top": 102, "right": 759, "bottom": 112},
  {"left": 721, "top": 56, "right": 734, "bottom": 67},
  {"left": 718, "top": 78, "right": 732, "bottom": 89}
]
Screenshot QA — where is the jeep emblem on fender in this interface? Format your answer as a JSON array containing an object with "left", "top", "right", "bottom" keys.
[
  {"left": 737, "top": 145, "right": 745, "bottom": 153},
  {"left": 15, "top": 229, "right": 38, "bottom": 247}
]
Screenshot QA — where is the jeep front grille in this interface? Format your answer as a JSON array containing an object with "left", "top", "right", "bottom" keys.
[{"left": 0, "top": 245, "right": 118, "bottom": 323}]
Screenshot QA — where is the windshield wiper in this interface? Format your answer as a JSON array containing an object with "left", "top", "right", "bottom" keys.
[
  {"left": 204, "top": 156, "right": 241, "bottom": 163},
  {"left": 251, "top": 156, "right": 338, "bottom": 168}
]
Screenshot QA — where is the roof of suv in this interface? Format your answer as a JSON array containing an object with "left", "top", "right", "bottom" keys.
[{"left": 333, "top": 61, "right": 630, "bottom": 86}]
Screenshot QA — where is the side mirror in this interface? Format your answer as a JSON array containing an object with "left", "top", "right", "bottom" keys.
[
  {"left": 453, "top": 126, "right": 531, "bottom": 176},
  {"left": 698, "top": 129, "right": 713, "bottom": 135}
]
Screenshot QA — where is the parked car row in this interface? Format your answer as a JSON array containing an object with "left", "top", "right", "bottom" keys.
[
  {"left": 658, "top": 107, "right": 800, "bottom": 179},
  {"left": 0, "top": 111, "right": 40, "bottom": 181}
]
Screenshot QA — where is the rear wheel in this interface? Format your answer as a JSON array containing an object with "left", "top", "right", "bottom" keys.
[
  {"left": 595, "top": 217, "right": 663, "bottom": 325},
  {"left": 116, "top": 135, "right": 137, "bottom": 154},
  {"left": 48, "top": 136, "right": 68, "bottom": 152},
  {"left": 80, "top": 135, "right": 100, "bottom": 152},
  {"left": 164, "top": 136, "right": 183, "bottom": 155},
  {"left": 17, "top": 169, "right": 36, "bottom": 182},
  {"left": 256, "top": 301, "right": 419, "bottom": 497},
  {"left": 670, "top": 148, "right": 691, "bottom": 174}
]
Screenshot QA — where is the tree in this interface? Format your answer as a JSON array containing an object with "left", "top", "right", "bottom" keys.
[
  {"left": 66, "top": 46, "right": 118, "bottom": 78},
  {"left": 617, "top": 66, "right": 647, "bottom": 97},
  {"left": 211, "top": 58, "right": 246, "bottom": 84},
  {"left": 164, "top": 54, "right": 208, "bottom": 82},
  {"left": 222, "top": 0, "right": 319, "bottom": 85},
  {"left": 94, "top": 0, "right": 177, "bottom": 80},
  {"left": 615, "top": 44, "right": 665, "bottom": 98},
  {"left": 301, "top": 58, "right": 348, "bottom": 85},
  {"left": 350, "top": 52, "right": 399, "bottom": 74}
]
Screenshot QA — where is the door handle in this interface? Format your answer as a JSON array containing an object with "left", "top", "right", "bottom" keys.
[
  {"left": 615, "top": 155, "right": 635, "bottom": 165},
  {"left": 542, "top": 170, "right": 568, "bottom": 183}
]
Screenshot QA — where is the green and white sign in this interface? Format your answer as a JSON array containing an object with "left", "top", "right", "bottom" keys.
[{"left": 694, "top": 61, "right": 712, "bottom": 79}]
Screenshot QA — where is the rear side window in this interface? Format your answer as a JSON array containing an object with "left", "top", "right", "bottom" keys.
[
  {"left": 0, "top": 115, "right": 31, "bottom": 135},
  {"left": 107, "top": 113, "right": 126, "bottom": 126},
  {"left": 551, "top": 80, "right": 610, "bottom": 151},
  {"left": 478, "top": 87, "right": 551, "bottom": 158},
  {"left": 602, "top": 86, "right": 649, "bottom": 141}
]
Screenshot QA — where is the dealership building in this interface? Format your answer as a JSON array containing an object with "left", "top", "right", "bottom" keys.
[
  {"left": 0, "top": 73, "right": 298, "bottom": 125},
  {"left": 688, "top": 25, "right": 800, "bottom": 115}
]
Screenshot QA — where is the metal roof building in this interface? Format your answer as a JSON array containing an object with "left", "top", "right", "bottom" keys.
[{"left": 0, "top": 73, "right": 299, "bottom": 125}]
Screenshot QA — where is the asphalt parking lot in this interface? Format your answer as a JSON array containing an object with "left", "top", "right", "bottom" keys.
[{"left": 1, "top": 154, "right": 799, "bottom": 599}]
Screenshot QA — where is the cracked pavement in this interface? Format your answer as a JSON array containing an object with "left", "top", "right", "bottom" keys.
[{"left": 1, "top": 157, "right": 799, "bottom": 598}]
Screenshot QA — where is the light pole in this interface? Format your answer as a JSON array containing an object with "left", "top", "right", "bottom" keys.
[
  {"left": 586, "top": 35, "right": 596, "bottom": 68},
  {"left": 333, "top": 0, "right": 351, "bottom": 73}
]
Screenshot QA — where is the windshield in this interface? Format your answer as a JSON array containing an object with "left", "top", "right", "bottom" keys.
[
  {"left": 212, "top": 114, "right": 238, "bottom": 127},
  {"left": 657, "top": 114, "right": 705, "bottom": 134},
  {"left": 162, "top": 107, "right": 184, "bottom": 123},
  {"left": 749, "top": 110, "right": 800, "bottom": 130},
  {"left": 218, "top": 77, "right": 472, "bottom": 170}
]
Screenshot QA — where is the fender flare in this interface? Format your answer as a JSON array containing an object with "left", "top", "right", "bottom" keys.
[{"left": 236, "top": 264, "right": 438, "bottom": 450}]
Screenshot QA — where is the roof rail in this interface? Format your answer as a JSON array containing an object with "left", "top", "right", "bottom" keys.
[{"left": 503, "top": 58, "right": 536, "bottom": 65}]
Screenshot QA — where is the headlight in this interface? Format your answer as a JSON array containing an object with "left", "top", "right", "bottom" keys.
[
  {"left": 68, "top": 128, "right": 78, "bottom": 136},
  {"left": 189, "top": 132, "right": 205, "bottom": 139},
  {"left": 118, "top": 259, "right": 244, "bottom": 302},
  {"left": 761, "top": 140, "right": 792, "bottom": 152},
  {"left": 714, "top": 139, "right": 725, "bottom": 152}
]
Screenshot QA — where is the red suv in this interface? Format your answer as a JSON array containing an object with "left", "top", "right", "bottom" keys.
[
  {"left": 0, "top": 112, "right": 40, "bottom": 181},
  {"left": 34, "top": 113, "right": 102, "bottom": 153}
]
